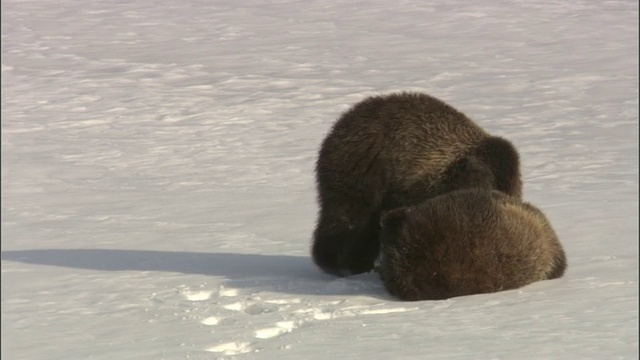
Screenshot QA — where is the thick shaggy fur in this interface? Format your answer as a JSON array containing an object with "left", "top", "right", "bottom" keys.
[
  {"left": 378, "top": 189, "right": 567, "bottom": 301},
  {"left": 312, "top": 92, "right": 522, "bottom": 276}
]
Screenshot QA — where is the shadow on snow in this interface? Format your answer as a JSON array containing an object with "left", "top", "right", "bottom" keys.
[{"left": 1, "top": 248, "right": 387, "bottom": 297}]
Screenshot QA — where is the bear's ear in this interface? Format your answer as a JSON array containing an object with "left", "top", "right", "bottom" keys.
[
  {"left": 380, "top": 207, "right": 409, "bottom": 228},
  {"left": 474, "top": 136, "right": 522, "bottom": 198}
]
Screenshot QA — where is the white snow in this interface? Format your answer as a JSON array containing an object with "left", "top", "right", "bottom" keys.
[{"left": 1, "top": 0, "right": 638, "bottom": 359}]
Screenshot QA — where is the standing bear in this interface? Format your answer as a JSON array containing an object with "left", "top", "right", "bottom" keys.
[
  {"left": 377, "top": 189, "right": 567, "bottom": 300},
  {"left": 312, "top": 92, "right": 522, "bottom": 276}
]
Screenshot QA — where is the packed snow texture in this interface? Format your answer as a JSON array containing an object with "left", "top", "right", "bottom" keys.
[{"left": 2, "top": 0, "right": 638, "bottom": 359}]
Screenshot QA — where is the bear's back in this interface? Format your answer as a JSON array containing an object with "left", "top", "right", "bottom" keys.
[{"left": 318, "top": 92, "right": 489, "bottom": 192}]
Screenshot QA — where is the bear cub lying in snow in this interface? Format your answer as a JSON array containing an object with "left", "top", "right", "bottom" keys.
[{"left": 376, "top": 189, "right": 567, "bottom": 301}]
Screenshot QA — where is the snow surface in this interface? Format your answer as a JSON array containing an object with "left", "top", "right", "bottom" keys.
[{"left": 1, "top": 0, "right": 638, "bottom": 359}]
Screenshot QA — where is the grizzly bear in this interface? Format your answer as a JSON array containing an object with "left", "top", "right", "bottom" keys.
[
  {"left": 312, "top": 92, "right": 522, "bottom": 276},
  {"left": 377, "top": 189, "right": 567, "bottom": 301}
]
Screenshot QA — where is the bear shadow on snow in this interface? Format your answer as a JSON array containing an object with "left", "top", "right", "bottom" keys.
[
  {"left": 0, "top": 248, "right": 388, "bottom": 297},
  {"left": 312, "top": 91, "right": 523, "bottom": 276}
]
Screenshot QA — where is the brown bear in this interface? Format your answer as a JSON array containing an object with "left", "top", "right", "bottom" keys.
[
  {"left": 377, "top": 189, "right": 567, "bottom": 301},
  {"left": 312, "top": 92, "right": 522, "bottom": 276}
]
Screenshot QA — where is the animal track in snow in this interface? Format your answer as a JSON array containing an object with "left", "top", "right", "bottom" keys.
[
  {"left": 201, "top": 316, "right": 220, "bottom": 326},
  {"left": 254, "top": 321, "right": 296, "bottom": 339},
  {"left": 198, "top": 283, "right": 418, "bottom": 355},
  {"left": 358, "top": 307, "right": 417, "bottom": 315},
  {"left": 265, "top": 298, "right": 302, "bottom": 305},
  {"left": 223, "top": 301, "right": 244, "bottom": 311},
  {"left": 219, "top": 287, "right": 239, "bottom": 297},
  {"left": 295, "top": 304, "right": 418, "bottom": 320},
  {"left": 205, "top": 341, "right": 253, "bottom": 355},
  {"left": 182, "top": 290, "right": 213, "bottom": 301},
  {"left": 221, "top": 297, "right": 298, "bottom": 315}
]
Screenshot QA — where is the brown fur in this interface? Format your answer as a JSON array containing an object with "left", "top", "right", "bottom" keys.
[
  {"left": 312, "top": 92, "right": 522, "bottom": 276},
  {"left": 378, "top": 189, "right": 567, "bottom": 301}
]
